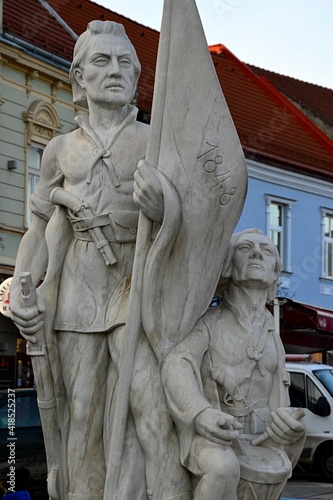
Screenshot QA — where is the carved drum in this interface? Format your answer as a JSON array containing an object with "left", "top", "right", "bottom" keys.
[{"left": 237, "top": 439, "right": 292, "bottom": 500}]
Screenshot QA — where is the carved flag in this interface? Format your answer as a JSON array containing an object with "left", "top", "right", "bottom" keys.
[{"left": 142, "top": 0, "right": 248, "bottom": 363}]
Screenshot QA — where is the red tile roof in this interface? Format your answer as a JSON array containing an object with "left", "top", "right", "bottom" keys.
[
  {"left": 210, "top": 44, "right": 333, "bottom": 177},
  {"left": 3, "top": 0, "right": 333, "bottom": 177},
  {"left": 249, "top": 65, "right": 333, "bottom": 127},
  {"left": 2, "top": 0, "right": 75, "bottom": 61}
]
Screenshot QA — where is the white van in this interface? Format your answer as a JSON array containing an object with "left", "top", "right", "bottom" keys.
[{"left": 286, "top": 362, "right": 333, "bottom": 481}]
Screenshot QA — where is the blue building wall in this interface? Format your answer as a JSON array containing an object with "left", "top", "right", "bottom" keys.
[{"left": 235, "top": 160, "right": 333, "bottom": 309}]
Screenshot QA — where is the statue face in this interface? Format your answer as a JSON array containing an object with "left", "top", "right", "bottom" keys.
[
  {"left": 74, "top": 33, "right": 136, "bottom": 109},
  {"left": 231, "top": 233, "right": 277, "bottom": 289}
]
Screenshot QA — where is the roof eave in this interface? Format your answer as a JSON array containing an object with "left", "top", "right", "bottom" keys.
[{"left": 1, "top": 32, "right": 71, "bottom": 71}]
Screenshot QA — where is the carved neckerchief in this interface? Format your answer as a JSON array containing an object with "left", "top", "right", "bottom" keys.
[
  {"left": 223, "top": 295, "right": 274, "bottom": 379},
  {"left": 75, "top": 106, "right": 138, "bottom": 186}
]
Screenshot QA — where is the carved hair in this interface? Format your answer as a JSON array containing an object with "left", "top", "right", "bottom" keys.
[
  {"left": 69, "top": 20, "right": 141, "bottom": 108},
  {"left": 216, "top": 228, "right": 282, "bottom": 301}
]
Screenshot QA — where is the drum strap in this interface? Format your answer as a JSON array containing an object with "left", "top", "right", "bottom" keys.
[{"left": 220, "top": 400, "right": 257, "bottom": 417}]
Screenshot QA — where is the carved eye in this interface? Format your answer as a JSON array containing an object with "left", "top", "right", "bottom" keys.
[
  {"left": 92, "top": 56, "right": 108, "bottom": 66},
  {"left": 119, "top": 57, "right": 132, "bottom": 67},
  {"left": 237, "top": 244, "right": 251, "bottom": 252},
  {"left": 263, "top": 246, "right": 273, "bottom": 255}
]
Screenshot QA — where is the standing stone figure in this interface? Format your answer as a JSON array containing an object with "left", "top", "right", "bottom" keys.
[
  {"left": 9, "top": 20, "right": 191, "bottom": 500},
  {"left": 162, "top": 229, "right": 306, "bottom": 500}
]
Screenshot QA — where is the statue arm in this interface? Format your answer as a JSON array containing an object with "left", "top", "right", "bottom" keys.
[
  {"left": 269, "top": 330, "right": 291, "bottom": 410},
  {"left": 161, "top": 324, "right": 213, "bottom": 465},
  {"left": 162, "top": 319, "right": 242, "bottom": 462},
  {"left": 255, "top": 330, "right": 306, "bottom": 456},
  {"left": 162, "top": 322, "right": 212, "bottom": 428},
  {"left": 10, "top": 137, "right": 63, "bottom": 333}
]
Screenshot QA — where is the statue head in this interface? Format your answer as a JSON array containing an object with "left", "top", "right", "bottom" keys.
[
  {"left": 69, "top": 20, "right": 141, "bottom": 109},
  {"left": 217, "top": 228, "right": 282, "bottom": 301}
]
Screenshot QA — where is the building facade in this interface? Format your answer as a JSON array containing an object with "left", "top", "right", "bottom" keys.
[
  {"left": 0, "top": 0, "right": 77, "bottom": 386},
  {"left": 1, "top": 0, "right": 333, "bottom": 387}
]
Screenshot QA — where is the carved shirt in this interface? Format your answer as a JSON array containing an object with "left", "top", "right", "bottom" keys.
[
  {"left": 31, "top": 106, "right": 149, "bottom": 332},
  {"left": 162, "top": 304, "right": 289, "bottom": 466}
]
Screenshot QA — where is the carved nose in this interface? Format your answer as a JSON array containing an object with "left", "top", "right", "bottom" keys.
[
  {"left": 250, "top": 244, "right": 263, "bottom": 259},
  {"left": 108, "top": 58, "right": 120, "bottom": 76},
  {"left": 251, "top": 253, "right": 263, "bottom": 260}
]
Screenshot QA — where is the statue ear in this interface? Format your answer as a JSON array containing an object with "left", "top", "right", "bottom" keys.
[
  {"left": 74, "top": 68, "right": 85, "bottom": 89},
  {"left": 69, "top": 65, "right": 88, "bottom": 108}
]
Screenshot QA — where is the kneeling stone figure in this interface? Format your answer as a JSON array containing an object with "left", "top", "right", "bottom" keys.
[{"left": 162, "top": 229, "right": 306, "bottom": 500}]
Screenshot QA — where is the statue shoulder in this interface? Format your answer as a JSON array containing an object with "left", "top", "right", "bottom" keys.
[
  {"left": 46, "top": 129, "right": 79, "bottom": 151},
  {"left": 200, "top": 304, "right": 225, "bottom": 331},
  {"left": 204, "top": 302, "right": 227, "bottom": 320}
]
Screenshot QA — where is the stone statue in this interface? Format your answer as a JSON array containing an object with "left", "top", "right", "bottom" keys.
[
  {"left": 9, "top": 0, "right": 251, "bottom": 498},
  {"left": 162, "top": 229, "right": 306, "bottom": 500},
  {"left": 9, "top": 20, "right": 191, "bottom": 500},
  {"left": 9, "top": 0, "right": 304, "bottom": 496}
]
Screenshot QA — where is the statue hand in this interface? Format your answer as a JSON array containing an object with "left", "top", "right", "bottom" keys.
[
  {"left": 10, "top": 286, "right": 45, "bottom": 340},
  {"left": 195, "top": 408, "right": 243, "bottom": 445},
  {"left": 265, "top": 407, "right": 306, "bottom": 446},
  {"left": 133, "top": 160, "right": 164, "bottom": 224}
]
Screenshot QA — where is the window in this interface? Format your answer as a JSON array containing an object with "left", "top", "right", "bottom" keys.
[
  {"left": 0, "top": 391, "right": 41, "bottom": 429},
  {"left": 23, "top": 100, "right": 61, "bottom": 227},
  {"left": 27, "top": 144, "right": 44, "bottom": 225},
  {"left": 269, "top": 202, "right": 284, "bottom": 259},
  {"left": 265, "top": 196, "right": 295, "bottom": 272},
  {"left": 322, "top": 212, "right": 333, "bottom": 279},
  {"left": 313, "top": 368, "right": 333, "bottom": 398},
  {"left": 307, "top": 377, "right": 325, "bottom": 414},
  {"left": 289, "top": 371, "right": 329, "bottom": 416},
  {"left": 288, "top": 372, "right": 306, "bottom": 408}
]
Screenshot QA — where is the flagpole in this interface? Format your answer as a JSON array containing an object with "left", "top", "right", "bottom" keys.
[{"left": 104, "top": 2, "right": 172, "bottom": 498}]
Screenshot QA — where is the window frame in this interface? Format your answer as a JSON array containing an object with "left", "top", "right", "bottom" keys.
[
  {"left": 289, "top": 371, "right": 326, "bottom": 415},
  {"left": 26, "top": 143, "right": 45, "bottom": 226},
  {"left": 23, "top": 100, "right": 61, "bottom": 228},
  {"left": 321, "top": 209, "right": 333, "bottom": 280},
  {"left": 265, "top": 195, "right": 295, "bottom": 273}
]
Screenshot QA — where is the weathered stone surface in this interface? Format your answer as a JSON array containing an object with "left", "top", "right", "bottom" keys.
[
  {"left": 8, "top": 1, "right": 304, "bottom": 499},
  {"left": 162, "top": 229, "right": 306, "bottom": 499}
]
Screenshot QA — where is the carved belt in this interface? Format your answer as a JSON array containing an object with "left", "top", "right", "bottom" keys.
[
  {"left": 72, "top": 213, "right": 110, "bottom": 231},
  {"left": 68, "top": 211, "right": 138, "bottom": 243}
]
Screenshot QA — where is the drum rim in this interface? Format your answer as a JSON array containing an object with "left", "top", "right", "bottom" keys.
[{"left": 238, "top": 440, "right": 292, "bottom": 485}]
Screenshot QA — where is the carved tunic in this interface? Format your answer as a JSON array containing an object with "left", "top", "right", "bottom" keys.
[
  {"left": 31, "top": 106, "right": 149, "bottom": 332},
  {"left": 162, "top": 302, "right": 290, "bottom": 466}
]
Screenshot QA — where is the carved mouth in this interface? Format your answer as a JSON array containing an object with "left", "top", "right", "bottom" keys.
[
  {"left": 105, "top": 83, "right": 124, "bottom": 90},
  {"left": 248, "top": 264, "right": 264, "bottom": 270}
]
